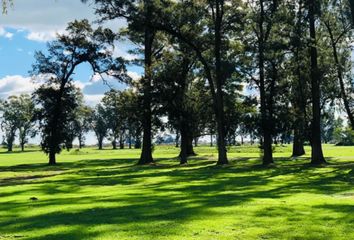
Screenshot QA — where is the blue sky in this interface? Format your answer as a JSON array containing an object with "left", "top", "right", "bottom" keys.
[{"left": 0, "top": 0, "right": 142, "bottom": 144}]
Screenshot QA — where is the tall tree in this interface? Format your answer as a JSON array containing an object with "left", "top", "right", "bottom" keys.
[
  {"left": 151, "top": 0, "right": 245, "bottom": 164},
  {"left": 244, "top": 0, "right": 286, "bottom": 165},
  {"left": 31, "top": 19, "right": 129, "bottom": 165},
  {"left": 83, "top": 0, "right": 158, "bottom": 165},
  {"left": 289, "top": 0, "right": 308, "bottom": 157},
  {"left": 308, "top": 0, "right": 326, "bottom": 164}
]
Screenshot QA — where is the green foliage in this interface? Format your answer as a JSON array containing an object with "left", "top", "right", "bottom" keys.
[
  {"left": 0, "top": 94, "right": 35, "bottom": 152},
  {"left": 30, "top": 19, "right": 129, "bottom": 162},
  {"left": 336, "top": 127, "right": 354, "bottom": 146}
]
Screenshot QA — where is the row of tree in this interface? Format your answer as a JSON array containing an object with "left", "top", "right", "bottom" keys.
[
  {"left": 1, "top": 0, "right": 354, "bottom": 166},
  {"left": 79, "top": 0, "right": 354, "bottom": 165}
]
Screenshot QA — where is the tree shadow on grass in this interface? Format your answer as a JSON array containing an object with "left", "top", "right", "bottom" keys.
[{"left": 0, "top": 155, "right": 353, "bottom": 239}]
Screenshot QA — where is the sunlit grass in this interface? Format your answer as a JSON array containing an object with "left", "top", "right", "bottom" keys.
[{"left": 0, "top": 144, "right": 353, "bottom": 239}]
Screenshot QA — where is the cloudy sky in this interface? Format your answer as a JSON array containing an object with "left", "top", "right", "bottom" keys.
[{"left": 0, "top": 0, "right": 142, "bottom": 144}]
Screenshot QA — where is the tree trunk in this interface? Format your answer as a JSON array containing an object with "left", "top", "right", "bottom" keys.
[
  {"left": 78, "top": 134, "right": 83, "bottom": 149},
  {"left": 98, "top": 137, "right": 103, "bottom": 150},
  {"left": 258, "top": 0, "right": 274, "bottom": 165},
  {"left": 135, "top": 137, "right": 141, "bottom": 149},
  {"left": 292, "top": 2, "right": 306, "bottom": 157},
  {"left": 7, "top": 142, "right": 13, "bottom": 152},
  {"left": 138, "top": 0, "right": 154, "bottom": 165},
  {"left": 210, "top": 133, "right": 213, "bottom": 147},
  {"left": 309, "top": 0, "right": 326, "bottom": 164},
  {"left": 49, "top": 149, "right": 56, "bottom": 165},
  {"left": 175, "top": 130, "right": 180, "bottom": 148},
  {"left": 21, "top": 142, "right": 24, "bottom": 152},
  {"left": 179, "top": 125, "right": 195, "bottom": 164},
  {"left": 129, "top": 132, "right": 132, "bottom": 149},
  {"left": 214, "top": 0, "right": 228, "bottom": 165},
  {"left": 112, "top": 139, "right": 117, "bottom": 150},
  {"left": 119, "top": 135, "right": 124, "bottom": 149},
  {"left": 292, "top": 128, "right": 305, "bottom": 157},
  {"left": 179, "top": 129, "right": 188, "bottom": 165}
]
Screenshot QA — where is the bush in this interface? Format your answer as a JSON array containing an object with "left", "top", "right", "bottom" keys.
[{"left": 335, "top": 128, "right": 354, "bottom": 146}]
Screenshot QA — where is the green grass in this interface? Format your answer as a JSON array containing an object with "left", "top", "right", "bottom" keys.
[{"left": 0, "top": 144, "right": 353, "bottom": 240}]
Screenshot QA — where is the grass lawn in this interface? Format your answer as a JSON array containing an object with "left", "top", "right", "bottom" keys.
[{"left": 0, "top": 144, "right": 353, "bottom": 240}]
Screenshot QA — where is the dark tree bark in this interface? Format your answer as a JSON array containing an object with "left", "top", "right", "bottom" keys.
[
  {"left": 119, "top": 135, "right": 125, "bottom": 149},
  {"left": 214, "top": 0, "right": 228, "bottom": 165},
  {"left": 138, "top": 0, "right": 154, "bottom": 165},
  {"left": 291, "top": 0, "right": 306, "bottom": 157},
  {"left": 49, "top": 150, "right": 56, "bottom": 165},
  {"left": 179, "top": 123, "right": 195, "bottom": 164},
  {"left": 175, "top": 130, "right": 180, "bottom": 148},
  {"left": 194, "top": 137, "right": 198, "bottom": 147},
  {"left": 7, "top": 142, "right": 13, "bottom": 152},
  {"left": 98, "top": 137, "right": 104, "bottom": 150},
  {"left": 179, "top": 129, "right": 188, "bottom": 165},
  {"left": 309, "top": 0, "right": 326, "bottom": 164},
  {"left": 112, "top": 140, "right": 117, "bottom": 149},
  {"left": 134, "top": 130, "right": 142, "bottom": 149},
  {"left": 79, "top": 140, "right": 83, "bottom": 149},
  {"left": 128, "top": 131, "right": 132, "bottom": 149},
  {"left": 210, "top": 133, "right": 214, "bottom": 147},
  {"left": 19, "top": 134, "right": 26, "bottom": 152},
  {"left": 258, "top": 0, "right": 274, "bottom": 165}
]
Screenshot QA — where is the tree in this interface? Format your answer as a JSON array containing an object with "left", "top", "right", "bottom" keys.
[
  {"left": 16, "top": 94, "right": 36, "bottom": 151},
  {"left": 289, "top": 0, "right": 308, "bottom": 157},
  {"left": 244, "top": 0, "right": 292, "bottom": 164},
  {"left": 118, "top": 89, "right": 143, "bottom": 149},
  {"left": 91, "top": 104, "right": 109, "bottom": 150},
  {"left": 0, "top": 96, "right": 20, "bottom": 151},
  {"left": 152, "top": 0, "right": 246, "bottom": 165},
  {"left": 101, "top": 90, "right": 124, "bottom": 149},
  {"left": 322, "top": 0, "right": 354, "bottom": 129},
  {"left": 154, "top": 46, "right": 194, "bottom": 164},
  {"left": 0, "top": 94, "right": 36, "bottom": 152},
  {"left": 31, "top": 19, "right": 129, "bottom": 165},
  {"left": 74, "top": 104, "right": 93, "bottom": 149},
  {"left": 82, "top": 0, "right": 159, "bottom": 165},
  {"left": 308, "top": 0, "right": 326, "bottom": 164}
]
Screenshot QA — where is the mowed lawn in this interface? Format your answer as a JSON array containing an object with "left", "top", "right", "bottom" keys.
[{"left": 0, "top": 145, "right": 353, "bottom": 240}]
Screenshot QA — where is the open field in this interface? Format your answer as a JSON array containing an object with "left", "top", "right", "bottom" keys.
[{"left": 0, "top": 145, "right": 353, "bottom": 240}]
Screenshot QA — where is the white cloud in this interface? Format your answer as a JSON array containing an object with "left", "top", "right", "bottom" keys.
[
  {"left": 0, "top": 27, "right": 13, "bottom": 39},
  {"left": 84, "top": 94, "right": 104, "bottom": 106},
  {"left": 0, "top": 75, "right": 38, "bottom": 98},
  {"left": 0, "top": 74, "right": 129, "bottom": 106},
  {"left": 127, "top": 71, "right": 142, "bottom": 81},
  {"left": 0, "top": 0, "right": 126, "bottom": 42},
  {"left": 26, "top": 30, "right": 59, "bottom": 42}
]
